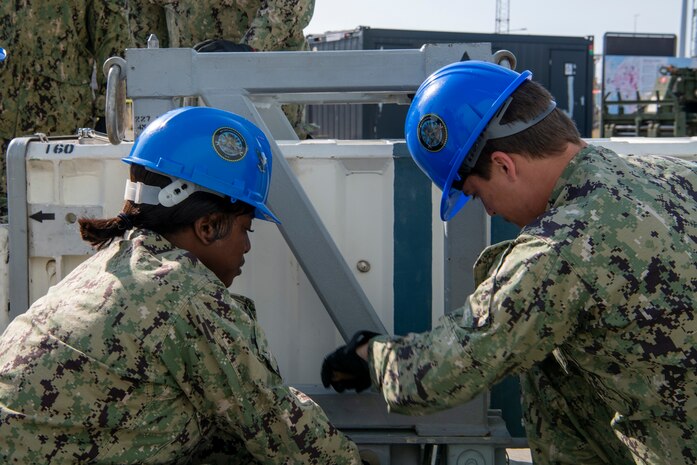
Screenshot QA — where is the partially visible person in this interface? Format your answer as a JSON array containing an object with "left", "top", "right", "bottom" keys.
[
  {"left": 0, "top": 107, "right": 362, "bottom": 464},
  {"left": 128, "top": 0, "right": 313, "bottom": 50},
  {"left": 322, "top": 61, "right": 697, "bottom": 465},
  {"left": 128, "top": 0, "right": 315, "bottom": 138},
  {"left": 0, "top": 1, "right": 130, "bottom": 218}
]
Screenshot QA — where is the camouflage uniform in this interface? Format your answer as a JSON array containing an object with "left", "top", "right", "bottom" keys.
[
  {"left": 0, "top": 1, "right": 130, "bottom": 218},
  {"left": 368, "top": 145, "right": 697, "bottom": 465},
  {"left": 128, "top": 0, "right": 315, "bottom": 138},
  {"left": 0, "top": 229, "right": 361, "bottom": 464},
  {"left": 129, "top": 0, "right": 313, "bottom": 50}
]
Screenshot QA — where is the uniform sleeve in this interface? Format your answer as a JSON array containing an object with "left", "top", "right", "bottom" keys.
[
  {"left": 242, "top": 0, "right": 315, "bottom": 51},
  {"left": 159, "top": 291, "right": 361, "bottom": 465},
  {"left": 368, "top": 237, "right": 591, "bottom": 415},
  {"left": 87, "top": 0, "right": 133, "bottom": 112}
]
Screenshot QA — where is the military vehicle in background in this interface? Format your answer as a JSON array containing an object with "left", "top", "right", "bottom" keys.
[{"left": 602, "top": 65, "right": 697, "bottom": 137}]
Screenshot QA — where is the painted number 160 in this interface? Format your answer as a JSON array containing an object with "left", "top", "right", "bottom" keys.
[{"left": 45, "top": 143, "right": 75, "bottom": 154}]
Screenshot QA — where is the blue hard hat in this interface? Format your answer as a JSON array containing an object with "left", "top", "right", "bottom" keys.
[
  {"left": 405, "top": 61, "right": 533, "bottom": 221},
  {"left": 0, "top": 48, "right": 6, "bottom": 62},
  {"left": 123, "top": 106, "right": 279, "bottom": 223}
]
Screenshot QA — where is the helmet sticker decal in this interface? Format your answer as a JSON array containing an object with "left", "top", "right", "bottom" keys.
[
  {"left": 417, "top": 114, "right": 447, "bottom": 152},
  {"left": 213, "top": 127, "right": 247, "bottom": 162},
  {"left": 256, "top": 149, "right": 268, "bottom": 173}
]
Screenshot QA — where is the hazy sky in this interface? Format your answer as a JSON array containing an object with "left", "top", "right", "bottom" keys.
[{"left": 305, "top": 0, "right": 689, "bottom": 55}]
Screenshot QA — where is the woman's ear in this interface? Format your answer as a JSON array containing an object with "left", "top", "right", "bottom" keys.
[{"left": 192, "top": 213, "right": 218, "bottom": 245}]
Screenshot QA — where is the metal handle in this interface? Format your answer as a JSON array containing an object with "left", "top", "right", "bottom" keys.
[
  {"left": 103, "top": 56, "right": 127, "bottom": 145},
  {"left": 493, "top": 49, "right": 517, "bottom": 70}
]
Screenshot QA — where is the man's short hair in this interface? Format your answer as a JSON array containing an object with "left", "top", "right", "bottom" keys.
[{"left": 466, "top": 79, "right": 582, "bottom": 180}]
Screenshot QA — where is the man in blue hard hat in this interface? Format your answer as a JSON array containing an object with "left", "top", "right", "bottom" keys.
[{"left": 322, "top": 61, "right": 697, "bottom": 465}]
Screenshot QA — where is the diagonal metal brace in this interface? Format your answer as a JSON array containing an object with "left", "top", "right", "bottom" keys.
[{"left": 122, "top": 44, "right": 494, "bottom": 340}]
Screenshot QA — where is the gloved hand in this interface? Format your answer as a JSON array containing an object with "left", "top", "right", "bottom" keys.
[
  {"left": 321, "top": 330, "right": 380, "bottom": 393},
  {"left": 193, "top": 39, "right": 255, "bottom": 53}
]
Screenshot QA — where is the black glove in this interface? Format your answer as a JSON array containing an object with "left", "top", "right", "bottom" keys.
[
  {"left": 193, "top": 38, "right": 255, "bottom": 53},
  {"left": 321, "top": 330, "right": 380, "bottom": 393}
]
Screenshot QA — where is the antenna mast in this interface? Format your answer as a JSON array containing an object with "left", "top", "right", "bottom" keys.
[{"left": 495, "top": 0, "right": 510, "bottom": 34}]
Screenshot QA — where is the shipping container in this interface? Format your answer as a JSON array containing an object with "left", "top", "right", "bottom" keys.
[{"left": 306, "top": 26, "right": 595, "bottom": 139}]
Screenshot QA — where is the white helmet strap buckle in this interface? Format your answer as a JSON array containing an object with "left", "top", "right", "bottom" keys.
[
  {"left": 124, "top": 178, "right": 220, "bottom": 207},
  {"left": 158, "top": 178, "right": 202, "bottom": 207},
  {"left": 124, "top": 180, "right": 161, "bottom": 205}
]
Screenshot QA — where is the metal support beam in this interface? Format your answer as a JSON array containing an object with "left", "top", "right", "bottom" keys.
[
  {"left": 122, "top": 43, "right": 493, "bottom": 340},
  {"left": 209, "top": 94, "right": 386, "bottom": 339},
  {"left": 7, "top": 137, "right": 32, "bottom": 318},
  {"left": 125, "top": 44, "right": 491, "bottom": 108}
]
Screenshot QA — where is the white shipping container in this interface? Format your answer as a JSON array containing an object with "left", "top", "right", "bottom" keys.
[
  {"left": 4, "top": 137, "right": 447, "bottom": 385},
  {"left": 3, "top": 136, "right": 696, "bottom": 383}
]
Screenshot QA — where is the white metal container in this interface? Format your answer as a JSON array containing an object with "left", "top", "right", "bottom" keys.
[
  {"left": 4, "top": 136, "right": 696, "bottom": 383},
  {"left": 5, "top": 137, "right": 439, "bottom": 385}
]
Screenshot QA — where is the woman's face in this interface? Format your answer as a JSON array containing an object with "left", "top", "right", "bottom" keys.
[{"left": 201, "top": 213, "right": 253, "bottom": 287}]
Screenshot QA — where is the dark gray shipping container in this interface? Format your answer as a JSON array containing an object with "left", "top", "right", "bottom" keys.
[{"left": 306, "top": 27, "right": 595, "bottom": 138}]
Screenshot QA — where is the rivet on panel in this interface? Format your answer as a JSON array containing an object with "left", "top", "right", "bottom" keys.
[{"left": 356, "top": 260, "right": 371, "bottom": 273}]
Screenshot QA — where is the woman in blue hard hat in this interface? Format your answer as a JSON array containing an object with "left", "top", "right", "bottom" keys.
[
  {"left": 0, "top": 107, "right": 362, "bottom": 464},
  {"left": 322, "top": 61, "right": 697, "bottom": 465}
]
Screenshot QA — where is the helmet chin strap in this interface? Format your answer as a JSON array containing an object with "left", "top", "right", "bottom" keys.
[
  {"left": 124, "top": 180, "right": 160, "bottom": 205},
  {"left": 458, "top": 98, "right": 557, "bottom": 176},
  {"left": 485, "top": 98, "right": 557, "bottom": 139},
  {"left": 124, "top": 178, "right": 224, "bottom": 207}
]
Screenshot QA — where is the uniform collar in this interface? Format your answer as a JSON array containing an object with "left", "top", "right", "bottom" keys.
[{"left": 547, "top": 144, "right": 598, "bottom": 210}]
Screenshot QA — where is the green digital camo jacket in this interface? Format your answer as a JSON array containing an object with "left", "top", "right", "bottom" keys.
[
  {"left": 128, "top": 0, "right": 314, "bottom": 50},
  {"left": 0, "top": 0, "right": 129, "bottom": 145},
  {"left": 126, "top": 0, "right": 316, "bottom": 138},
  {"left": 0, "top": 1, "right": 130, "bottom": 217},
  {"left": 368, "top": 145, "right": 697, "bottom": 464},
  {"left": 0, "top": 230, "right": 361, "bottom": 464}
]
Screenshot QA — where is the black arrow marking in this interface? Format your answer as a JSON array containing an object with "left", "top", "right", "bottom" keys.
[{"left": 29, "top": 211, "right": 55, "bottom": 223}]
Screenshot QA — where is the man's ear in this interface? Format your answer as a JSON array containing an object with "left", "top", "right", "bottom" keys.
[{"left": 490, "top": 151, "right": 518, "bottom": 181}]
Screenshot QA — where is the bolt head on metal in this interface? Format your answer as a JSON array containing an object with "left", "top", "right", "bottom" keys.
[
  {"left": 147, "top": 34, "right": 160, "bottom": 49},
  {"left": 356, "top": 260, "right": 371, "bottom": 273}
]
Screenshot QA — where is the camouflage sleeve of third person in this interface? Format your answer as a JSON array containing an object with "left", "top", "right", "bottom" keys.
[{"left": 242, "top": 0, "right": 316, "bottom": 51}]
